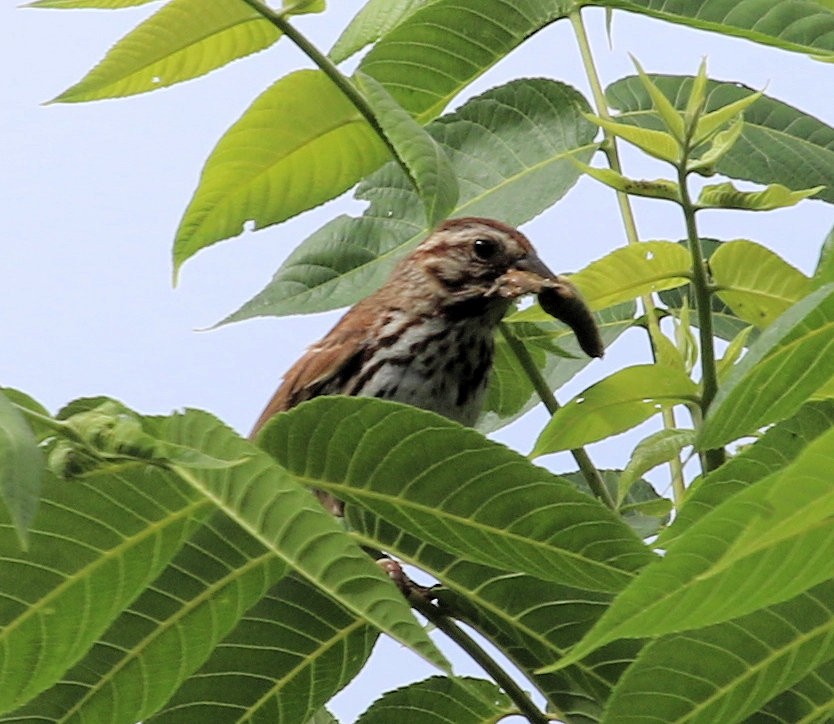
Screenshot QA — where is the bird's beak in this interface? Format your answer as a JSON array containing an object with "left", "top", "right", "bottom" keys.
[{"left": 514, "top": 253, "right": 604, "bottom": 359}]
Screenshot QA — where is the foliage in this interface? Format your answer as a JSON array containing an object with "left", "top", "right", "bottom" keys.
[{"left": 5, "top": 0, "right": 834, "bottom": 722}]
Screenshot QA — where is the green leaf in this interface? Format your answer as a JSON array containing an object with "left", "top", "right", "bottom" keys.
[
  {"left": 356, "top": 676, "right": 513, "bottom": 723},
  {"left": 691, "top": 90, "right": 762, "bottom": 146},
  {"left": 219, "top": 78, "right": 596, "bottom": 321},
  {"left": 563, "top": 470, "right": 672, "bottom": 540},
  {"left": 618, "top": 429, "right": 695, "bottom": 504},
  {"left": 607, "top": 75, "right": 834, "bottom": 204},
  {"left": 348, "top": 509, "right": 640, "bottom": 715},
  {"left": 696, "top": 180, "right": 824, "bottom": 210},
  {"left": 51, "top": 0, "right": 280, "bottom": 102},
  {"left": 602, "top": 579, "right": 834, "bottom": 724},
  {"left": 574, "top": 162, "right": 680, "bottom": 201},
  {"left": 356, "top": 0, "right": 573, "bottom": 121},
  {"left": 0, "top": 465, "right": 209, "bottom": 713},
  {"left": 661, "top": 401, "right": 834, "bottom": 547},
  {"left": 518, "top": 241, "right": 690, "bottom": 319},
  {"left": 0, "top": 391, "right": 44, "bottom": 548},
  {"left": 547, "top": 423, "right": 834, "bottom": 670},
  {"left": 688, "top": 115, "right": 744, "bottom": 173},
  {"left": 588, "top": 115, "right": 680, "bottom": 163},
  {"left": 658, "top": 239, "right": 756, "bottom": 342},
  {"left": 531, "top": 365, "right": 699, "bottom": 457},
  {"left": 700, "top": 283, "right": 834, "bottom": 449},
  {"left": 264, "top": 397, "right": 653, "bottom": 594},
  {"left": 166, "top": 410, "right": 447, "bottom": 672},
  {"left": 172, "top": 69, "right": 389, "bottom": 279},
  {"left": 630, "top": 55, "right": 685, "bottom": 141},
  {"left": 8, "top": 513, "right": 287, "bottom": 722},
  {"left": 329, "top": 0, "right": 430, "bottom": 63},
  {"left": 602, "top": 0, "right": 834, "bottom": 60},
  {"left": 151, "top": 573, "right": 378, "bottom": 723},
  {"left": 710, "top": 239, "right": 811, "bottom": 328},
  {"left": 0, "top": 388, "right": 53, "bottom": 442},
  {"left": 757, "top": 659, "right": 834, "bottom": 723},
  {"left": 716, "top": 325, "right": 753, "bottom": 380},
  {"left": 355, "top": 72, "right": 458, "bottom": 225},
  {"left": 480, "top": 303, "right": 635, "bottom": 433},
  {"left": 812, "top": 224, "right": 834, "bottom": 289}
]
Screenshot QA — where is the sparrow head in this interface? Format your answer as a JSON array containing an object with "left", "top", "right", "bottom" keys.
[{"left": 399, "top": 217, "right": 604, "bottom": 357}]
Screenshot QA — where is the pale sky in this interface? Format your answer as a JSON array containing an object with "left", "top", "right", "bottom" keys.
[{"left": 4, "top": 2, "right": 833, "bottom": 720}]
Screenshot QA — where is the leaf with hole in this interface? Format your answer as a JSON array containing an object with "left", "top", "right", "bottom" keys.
[
  {"left": 710, "top": 239, "right": 811, "bottom": 328},
  {"left": 531, "top": 365, "right": 699, "bottom": 457},
  {"left": 218, "top": 78, "right": 597, "bottom": 321},
  {"left": 173, "top": 69, "right": 390, "bottom": 279},
  {"left": 51, "top": 0, "right": 280, "bottom": 102},
  {"left": 355, "top": 72, "right": 458, "bottom": 225}
]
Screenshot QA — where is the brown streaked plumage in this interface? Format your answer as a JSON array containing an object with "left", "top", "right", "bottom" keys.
[{"left": 250, "top": 217, "right": 602, "bottom": 512}]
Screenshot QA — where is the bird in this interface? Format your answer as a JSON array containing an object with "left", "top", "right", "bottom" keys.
[{"left": 250, "top": 217, "right": 602, "bottom": 514}]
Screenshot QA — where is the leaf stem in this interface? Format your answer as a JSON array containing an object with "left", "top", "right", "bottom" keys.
[
  {"left": 676, "top": 168, "right": 726, "bottom": 471},
  {"left": 237, "top": 0, "right": 408, "bottom": 184},
  {"left": 499, "top": 323, "right": 616, "bottom": 510},
  {"left": 409, "top": 594, "right": 552, "bottom": 724},
  {"left": 569, "top": 8, "right": 687, "bottom": 503}
]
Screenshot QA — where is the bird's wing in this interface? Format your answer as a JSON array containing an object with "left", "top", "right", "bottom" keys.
[{"left": 249, "top": 312, "right": 370, "bottom": 437}]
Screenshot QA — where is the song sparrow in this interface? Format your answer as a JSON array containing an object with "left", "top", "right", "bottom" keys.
[{"left": 251, "top": 217, "right": 602, "bottom": 514}]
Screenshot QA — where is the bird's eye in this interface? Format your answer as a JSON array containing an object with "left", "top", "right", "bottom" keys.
[{"left": 473, "top": 237, "right": 500, "bottom": 260}]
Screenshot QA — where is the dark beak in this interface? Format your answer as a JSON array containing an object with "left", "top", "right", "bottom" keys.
[{"left": 515, "top": 253, "right": 604, "bottom": 359}]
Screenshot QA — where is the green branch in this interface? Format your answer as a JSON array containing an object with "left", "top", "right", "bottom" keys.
[
  {"left": 676, "top": 168, "right": 726, "bottom": 471},
  {"left": 409, "top": 594, "right": 553, "bottom": 724},
  {"left": 569, "top": 8, "right": 687, "bottom": 503},
  {"left": 238, "top": 0, "right": 409, "bottom": 186},
  {"left": 499, "top": 323, "right": 616, "bottom": 510}
]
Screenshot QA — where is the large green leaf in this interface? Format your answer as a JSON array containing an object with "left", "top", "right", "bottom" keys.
[
  {"left": 356, "top": 676, "right": 513, "bottom": 723},
  {"left": 151, "top": 573, "right": 378, "bottom": 723},
  {"left": 163, "top": 409, "right": 447, "bottom": 671},
  {"left": 0, "top": 465, "right": 209, "bottom": 713},
  {"left": 548, "top": 423, "right": 834, "bottom": 670},
  {"left": 513, "top": 241, "right": 691, "bottom": 320},
  {"left": 710, "top": 239, "right": 811, "bottom": 328},
  {"left": 479, "top": 303, "right": 635, "bottom": 433},
  {"left": 0, "top": 391, "right": 43, "bottom": 547},
  {"left": 219, "top": 78, "right": 597, "bottom": 322},
  {"left": 348, "top": 509, "right": 640, "bottom": 717},
  {"left": 7, "top": 513, "right": 287, "bottom": 722},
  {"left": 173, "top": 69, "right": 390, "bottom": 277},
  {"left": 700, "top": 283, "right": 834, "bottom": 449},
  {"left": 659, "top": 400, "right": 834, "bottom": 546},
  {"left": 329, "top": 0, "right": 432, "bottom": 63},
  {"left": 596, "top": 0, "right": 834, "bottom": 60},
  {"left": 532, "top": 365, "right": 699, "bottom": 456},
  {"left": 52, "top": 0, "right": 281, "bottom": 102},
  {"left": 602, "top": 579, "right": 834, "bottom": 724},
  {"left": 607, "top": 76, "right": 834, "bottom": 204},
  {"left": 355, "top": 72, "right": 459, "bottom": 225},
  {"left": 262, "top": 397, "right": 653, "bottom": 594},
  {"left": 756, "top": 659, "right": 834, "bottom": 723},
  {"left": 357, "top": 0, "right": 574, "bottom": 121}
]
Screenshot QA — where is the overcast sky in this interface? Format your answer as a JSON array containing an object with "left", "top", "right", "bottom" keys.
[{"left": 4, "top": 2, "right": 833, "bottom": 720}]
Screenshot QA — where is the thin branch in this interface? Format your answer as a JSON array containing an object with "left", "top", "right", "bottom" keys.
[
  {"left": 238, "top": 0, "right": 408, "bottom": 183},
  {"left": 676, "top": 167, "right": 726, "bottom": 471},
  {"left": 409, "top": 594, "right": 553, "bottom": 724},
  {"left": 569, "top": 8, "right": 687, "bottom": 503},
  {"left": 499, "top": 323, "right": 616, "bottom": 510}
]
